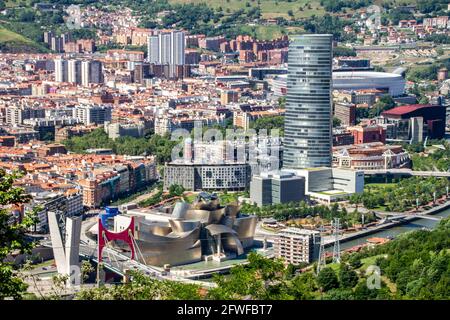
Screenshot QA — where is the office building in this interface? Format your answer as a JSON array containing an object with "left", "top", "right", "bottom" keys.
[
  {"left": 283, "top": 34, "right": 333, "bottom": 169},
  {"left": 164, "top": 163, "right": 250, "bottom": 191},
  {"left": 250, "top": 171, "right": 305, "bottom": 207},
  {"left": 274, "top": 228, "right": 321, "bottom": 264}
]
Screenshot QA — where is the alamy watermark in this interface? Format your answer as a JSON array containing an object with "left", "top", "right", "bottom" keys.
[{"left": 170, "top": 121, "right": 281, "bottom": 172}]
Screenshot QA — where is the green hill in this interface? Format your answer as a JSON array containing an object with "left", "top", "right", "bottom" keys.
[
  {"left": 0, "top": 26, "right": 48, "bottom": 53},
  {"left": 169, "top": 0, "right": 324, "bottom": 19}
]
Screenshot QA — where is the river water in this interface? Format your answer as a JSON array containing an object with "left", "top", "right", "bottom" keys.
[{"left": 327, "top": 207, "right": 450, "bottom": 251}]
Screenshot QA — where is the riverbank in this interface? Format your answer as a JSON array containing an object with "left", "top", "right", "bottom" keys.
[{"left": 323, "top": 199, "right": 450, "bottom": 247}]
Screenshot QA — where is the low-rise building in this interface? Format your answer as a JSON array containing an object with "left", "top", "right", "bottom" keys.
[
  {"left": 250, "top": 171, "right": 305, "bottom": 207},
  {"left": 333, "top": 142, "right": 410, "bottom": 170}
]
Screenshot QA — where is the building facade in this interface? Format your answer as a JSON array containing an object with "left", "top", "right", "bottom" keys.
[
  {"left": 274, "top": 228, "right": 321, "bottom": 264},
  {"left": 283, "top": 34, "right": 333, "bottom": 169}
]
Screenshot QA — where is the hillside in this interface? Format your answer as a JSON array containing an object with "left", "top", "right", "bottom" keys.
[
  {"left": 169, "top": 0, "right": 325, "bottom": 19},
  {"left": 0, "top": 26, "right": 47, "bottom": 53}
]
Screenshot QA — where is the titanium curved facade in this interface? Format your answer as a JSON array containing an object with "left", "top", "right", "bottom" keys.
[{"left": 284, "top": 34, "right": 333, "bottom": 169}]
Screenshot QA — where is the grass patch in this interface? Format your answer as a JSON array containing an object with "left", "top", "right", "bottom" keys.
[{"left": 359, "top": 254, "right": 387, "bottom": 270}]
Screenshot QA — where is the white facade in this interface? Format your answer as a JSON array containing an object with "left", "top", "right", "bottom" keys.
[
  {"left": 147, "top": 30, "right": 185, "bottom": 67},
  {"left": 54, "top": 58, "right": 67, "bottom": 83},
  {"left": 67, "top": 59, "right": 81, "bottom": 84}
]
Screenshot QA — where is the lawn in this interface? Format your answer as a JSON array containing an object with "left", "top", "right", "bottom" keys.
[
  {"left": 364, "top": 182, "right": 398, "bottom": 192},
  {"left": 359, "top": 254, "right": 387, "bottom": 271},
  {"left": 169, "top": 0, "right": 324, "bottom": 19}
]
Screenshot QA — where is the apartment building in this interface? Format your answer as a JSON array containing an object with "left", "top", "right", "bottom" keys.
[{"left": 274, "top": 228, "right": 321, "bottom": 264}]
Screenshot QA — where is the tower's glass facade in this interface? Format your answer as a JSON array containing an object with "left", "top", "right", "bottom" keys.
[{"left": 283, "top": 34, "right": 333, "bottom": 169}]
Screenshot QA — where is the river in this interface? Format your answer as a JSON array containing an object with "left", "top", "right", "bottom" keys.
[{"left": 326, "top": 207, "right": 450, "bottom": 252}]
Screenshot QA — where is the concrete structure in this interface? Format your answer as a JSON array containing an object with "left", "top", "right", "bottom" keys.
[
  {"left": 48, "top": 211, "right": 82, "bottom": 285},
  {"left": 274, "top": 228, "right": 321, "bottom": 264},
  {"left": 334, "top": 102, "right": 356, "bottom": 126},
  {"left": 250, "top": 171, "right": 305, "bottom": 207},
  {"left": 291, "top": 168, "right": 364, "bottom": 203},
  {"left": 147, "top": 30, "right": 185, "bottom": 77},
  {"left": 283, "top": 34, "right": 333, "bottom": 169},
  {"left": 67, "top": 59, "right": 82, "bottom": 84}
]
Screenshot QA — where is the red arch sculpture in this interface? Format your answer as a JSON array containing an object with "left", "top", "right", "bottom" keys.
[{"left": 98, "top": 216, "right": 135, "bottom": 262}]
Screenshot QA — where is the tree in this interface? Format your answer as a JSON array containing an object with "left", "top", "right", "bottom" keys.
[
  {"left": 0, "top": 170, "right": 36, "bottom": 299},
  {"left": 339, "top": 264, "right": 359, "bottom": 288},
  {"left": 317, "top": 267, "right": 339, "bottom": 292},
  {"left": 76, "top": 271, "right": 202, "bottom": 300},
  {"left": 333, "top": 117, "right": 342, "bottom": 128}
]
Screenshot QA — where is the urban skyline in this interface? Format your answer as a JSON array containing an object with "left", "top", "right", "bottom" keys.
[{"left": 0, "top": 0, "right": 448, "bottom": 304}]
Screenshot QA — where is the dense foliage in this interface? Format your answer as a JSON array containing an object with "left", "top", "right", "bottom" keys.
[
  {"left": 241, "top": 201, "right": 376, "bottom": 228},
  {"left": 62, "top": 128, "right": 177, "bottom": 163},
  {"left": 409, "top": 142, "right": 450, "bottom": 172},
  {"left": 352, "top": 177, "right": 450, "bottom": 212},
  {"left": 250, "top": 115, "right": 284, "bottom": 135},
  {"left": 350, "top": 217, "right": 450, "bottom": 299},
  {"left": 76, "top": 271, "right": 202, "bottom": 300},
  {"left": 0, "top": 170, "right": 37, "bottom": 300},
  {"left": 356, "top": 95, "right": 396, "bottom": 120},
  {"left": 406, "top": 58, "right": 450, "bottom": 82}
]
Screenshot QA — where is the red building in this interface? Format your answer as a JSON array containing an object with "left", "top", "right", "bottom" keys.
[{"left": 348, "top": 125, "right": 386, "bottom": 144}]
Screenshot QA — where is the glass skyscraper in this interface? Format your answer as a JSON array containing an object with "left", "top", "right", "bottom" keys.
[{"left": 283, "top": 34, "right": 333, "bottom": 169}]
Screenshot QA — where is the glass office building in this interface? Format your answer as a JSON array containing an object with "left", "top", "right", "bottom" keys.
[{"left": 283, "top": 34, "right": 333, "bottom": 169}]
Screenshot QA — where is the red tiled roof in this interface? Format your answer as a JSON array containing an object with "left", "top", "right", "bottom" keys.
[{"left": 381, "top": 104, "right": 433, "bottom": 116}]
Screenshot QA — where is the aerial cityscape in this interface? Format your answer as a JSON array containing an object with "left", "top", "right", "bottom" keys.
[{"left": 0, "top": 0, "right": 449, "bottom": 304}]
